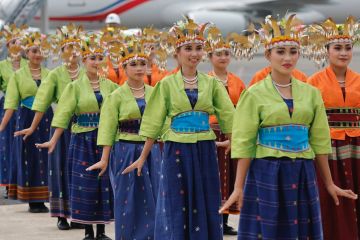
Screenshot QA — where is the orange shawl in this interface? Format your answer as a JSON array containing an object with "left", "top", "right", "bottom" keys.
[
  {"left": 144, "top": 64, "right": 168, "bottom": 86},
  {"left": 106, "top": 58, "right": 127, "bottom": 85},
  {"left": 208, "top": 71, "right": 246, "bottom": 124}
]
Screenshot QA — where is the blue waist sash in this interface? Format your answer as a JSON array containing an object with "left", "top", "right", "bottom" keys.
[
  {"left": 77, "top": 112, "right": 100, "bottom": 128},
  {"left": 21, "top": 96, "right": 35, "bottom": 109},
  {"left": 258, "top": 124, "right": 310, "bottom": 153},
  {"left": 171, "top": 111, "right": 210, "bottom": 133}
]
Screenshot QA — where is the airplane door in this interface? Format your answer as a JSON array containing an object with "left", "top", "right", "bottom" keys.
[{"left": 67, "top": 0, "right": 86, "bottom": 7}]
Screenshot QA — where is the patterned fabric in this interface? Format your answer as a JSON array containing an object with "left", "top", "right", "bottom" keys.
[
  {"left": 258, "top": 124, "right": 310, "bottom": 153},
  {"left": 171, "top": 111, "right": 210, "bottom": 134},
  {"left": 8, "top": 106, "right": 53, "bottom": 202},
  {"left": 118, "top": 99, "right": 146, "bottom": 135},
  {"left": 76, "top": 112, "right": 100, "bottom": 128},
  {"left": 0, "top": 97, "right": 16, "bottom": 186},
  {"left": 119, "top": 119, "right": 142, "bottom": 134},
  {"left": 155, "top": 141, "right": 223, "bottom": 240},
  {"left": 67, "top": 130, "right": 114, "bottom": 224},
  {"left": 317, "top": 136, "right": 360, "bottom": 240},
  {"left": 211, "top": 124, "right": 239, "bottom": 214},
  {"left": 326, "top": 108, "right": 360, "bottom": 128},
  {"left": 109, "top": 141, "right": 161, "bottom": 240},
  {"left": 239, "top": 157, "right": 323, "bottom": 240},
  {"left": 48, "top": 127, "right": 71, "bottom": 218}
]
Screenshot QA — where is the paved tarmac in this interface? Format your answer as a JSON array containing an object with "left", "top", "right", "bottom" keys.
[{"left": 0, "top": 186, "right": 238, "bottom": 239}]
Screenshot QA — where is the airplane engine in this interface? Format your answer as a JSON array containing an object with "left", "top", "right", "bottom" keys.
[{"left": 187, "top": 10, "right": 248, "bottom": 35}]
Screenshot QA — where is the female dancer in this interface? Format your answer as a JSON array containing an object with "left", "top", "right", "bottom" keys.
[
  {"left": 0, "top": 32, "right": 52, "bottom": 213},
  {"left": 220, "top": 15, "right": 357, "bottom": 240},
  {"left": 307, "top": 17, "right": 360, "bottom": 240},
  {"left": 0, "top": 25, "right": 27, "bottom": 191},
  {"left": 15, "top": 24, "right": 85, "bottom": 230},
  {"left": 87, "top": 41, "right": 162, "bottom": 239},
  {"left": 36, "top": 35, "right": 117, "bottom": 240},
  {"left": 123, "top": 18, "right": 235, "bottom": 240},
  {"left": 206, "top": 27, "right": 246, "bottom": 235}
]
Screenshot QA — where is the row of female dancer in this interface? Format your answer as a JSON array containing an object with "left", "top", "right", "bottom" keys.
[{"left": 0, "top": 14, "right": 359, "bottom": 240}]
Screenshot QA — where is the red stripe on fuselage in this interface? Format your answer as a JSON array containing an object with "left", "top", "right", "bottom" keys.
[{"left": 36, "top": 0, "right": 149, "bottom": 21}]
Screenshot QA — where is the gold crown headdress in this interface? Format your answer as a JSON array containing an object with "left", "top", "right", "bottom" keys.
[
  {"left": 205, "top": 26, "right": 231, "bottom": 53},
  {"left": 100, "top": 26, "right": 125, "bottom": 47},
  {"left": 51, "top": 24, "right": 83, "bottom": 64},
  {"left": 1, "top": 24, "right": 28, "bottom": 44},
  {"left": 1, "top": 24, "right": 28, "bottom": 59},
  {"left": 20, "top": 31, "right": 51, "bottom": 58},
  {"left": 120, "top": 37, "right": 149, "bottom": 66},
  {"left": 205, "top": 23, "right": 260, "bottom": 60},
  {"left": 319, "top": 16, "right": 360, "bottom": 45},
  {"left": 259, "top": 14, "right": 303, "bottom": 50},
  {"left": 100, "top": 27, "right": 125, "bottom": 66},
  {"left": 159, "top": 31, "right": 177, "bottom": 55},
  {"left": 141, "top": 27, "right": 161, "bottom": 48},
  {"left": 80, "top": 33, "right": 105, "bottom": 59},
  {"left": 57, "top": 23, "right": 83, "bottom": 48},
  {"left": 300, "top": 16, "right": 360, "bottom": 67},
  {"left": 171, "top": 17, "right": 208, "bottom": 49},
  {"left": 119, "top": 36, "right": 168, "bottom": 71}
]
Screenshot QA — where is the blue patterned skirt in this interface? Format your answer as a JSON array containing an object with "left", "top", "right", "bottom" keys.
[
  {"left": 8, "top": 106, "right": 53, "bottom": 202},
  {"left": 110, "top": 140, "right": 162, "bottom": 240},
  {"left": 48, "top": 127, "right": 71, "bottom": 218},
  {"left": 68, "top": 130, "right": 114, "bottom": 224},
  {"left": 0, "top": 97, "right": 16, "bottom": 186},
  {"left": 238, "top": 157, "right": 323, "bottom": 240},
  {"left": 155, "top": 140, "right": 223, "bottom": 240}
]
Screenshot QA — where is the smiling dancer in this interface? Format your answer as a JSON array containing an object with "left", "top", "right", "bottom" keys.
[
  {"left": 36, "top": 34, "right": 117, "bottom": 240},
  {"left": 122, "top": 18, "right": 235, "bottom": 239},
  {"left": 0, "top": 32, "right": 52, "bottom": 213},
  {"left": 206, "top": 26, "right": 248, "bottom": 236},
  {"left": 307, "top": 17, "right": 360, "bottom": 240},
  {"left": 87, "top": 38, "right": 164, "bottom": 240},
  {"left": 14, "top": 24, "right": 85, "bottom": 230},
  {"left": 220, "top": 15, "right": 357, "bottom": 240},
  {"left": 0, "top": 25, "right": 27, "bottom": 195}
]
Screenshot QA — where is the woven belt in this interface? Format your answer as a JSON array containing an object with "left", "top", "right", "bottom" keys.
[
  {"left": 326, "top": 108, "right": 360, "bottom": 128},
  {"left": 171, "top": 111, "right": 210, "bottom": 133},
  {"left": 119, "top": 119, "right": 142, "bottom": 134},
  {"left": 258, "top": 124, "right": 310, "bottom": 153},
  {"left": 77, "top": 112, "right": 100, "bottom": 128}
]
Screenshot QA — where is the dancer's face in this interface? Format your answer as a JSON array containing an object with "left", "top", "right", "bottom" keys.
[
  {"left": 209, "top": 49, "right": 231, "bottom": 70},
  {"left": 327, "top": 42, "right": 353, "bottom": 69},
  {"left": 26, "top": 46, "right": 43, "bottom": 66},
  {"left": 124, "top": 59, "right": 147, "bottom": 82},
  {"left": 176, "top": 43, "right": 204, "bottom": 68},
  {"left": 84, "top": 55, "right": 104, "bottom": 75},
  {"left": 266, "top": 46, "right": 299, "bottom": 75}
]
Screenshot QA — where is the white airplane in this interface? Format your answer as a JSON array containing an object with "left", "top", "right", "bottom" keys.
[{"left": 1, "top": 0, "right": 360, "bottom": 33}]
